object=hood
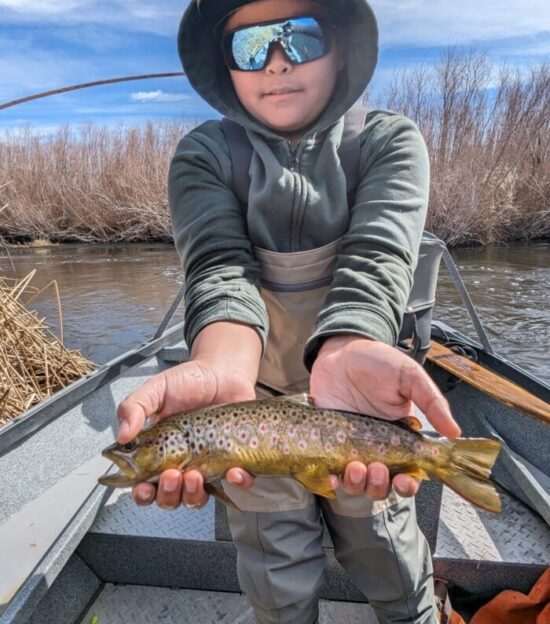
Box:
[178,0,378,138]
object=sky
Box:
[0,0,548,132]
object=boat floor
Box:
[82,585,379,624]
[2,334,549,623]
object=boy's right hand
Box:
[117,358,256,510]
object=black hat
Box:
[196,0,345,30]
[196,0,249,27]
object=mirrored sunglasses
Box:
[222,15,333,72]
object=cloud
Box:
[130,90,191,103]
[0,0,185,36]
[370,0,550,47]
[1,1,548,47]
[0,0,91,14]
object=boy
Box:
[118,0,461,622]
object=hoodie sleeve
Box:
[169,121,268,351]
[304,112,430,369]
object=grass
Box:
[0,49,548,247]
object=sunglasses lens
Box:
[227,16,328,71]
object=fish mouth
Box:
[99,445,138,486]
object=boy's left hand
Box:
[309,334,461,500]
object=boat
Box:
[1,67,548,623]
[1,271,548,624]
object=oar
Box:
[427,340,550,426]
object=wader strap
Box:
[339,105,368,199]
[221,106,368,207]
[220,117,252,207]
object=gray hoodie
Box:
[169,0,429,368]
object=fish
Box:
[99,394,503,513]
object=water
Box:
[1,242,548,383]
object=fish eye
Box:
[121,439,138,452]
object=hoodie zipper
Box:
[287,141,304,250]
[288,141,299,170]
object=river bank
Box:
[0,241,548,383]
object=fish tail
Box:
[429,438,502,513]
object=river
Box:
[1,242,548,384]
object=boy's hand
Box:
[116,321,261,511]
[310,335,461,500]
[117,359,257,510]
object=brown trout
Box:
[99,394,502,512]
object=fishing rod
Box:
[0,72,185,111]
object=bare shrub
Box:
[371,48,550,245]
[0,120,195,242]
[1,50,549,246]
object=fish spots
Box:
[378,443,387,455]
[217,438,225,449]
[390,435,401,447]
[336,431,347,444]
[310,429,320,440]
[298,440,307,451]
[283,444,291,455]
[271,433,279,445]
[413,441,423,452]
[287,426,296,438]
[431,447,440,457]
[324,442,333,453]
[250,437,259,449]
[258,422,269,435]
[239,430,249,442]
[225,440,233,450]
[223,424,231,435]
[351,448,358,457]
[361,431,374,445]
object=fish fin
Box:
[98,472,136,488]
[399,416,423,431]
[431,438,503,513]
[268,393,313,406]
[404,466,430,480]
[182,448,209,472]
[293,464,336,498]
[204,479,241,512]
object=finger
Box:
[343,461,367,495]
[156,469,184,510]
[132,482,156,506]
[402,362,461,438]
[226,467,255,490]
[182,470,209,509]
[365,462,391,500]
[117,375,166,443]
[392,473,420,497]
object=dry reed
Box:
[370,49,550,245]
[0,50,548,246]
[0,271,95,427]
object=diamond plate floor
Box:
[83,584,380,624]
[90,489,214,540]
[435,486,550,563]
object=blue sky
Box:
[0,0,548,132]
